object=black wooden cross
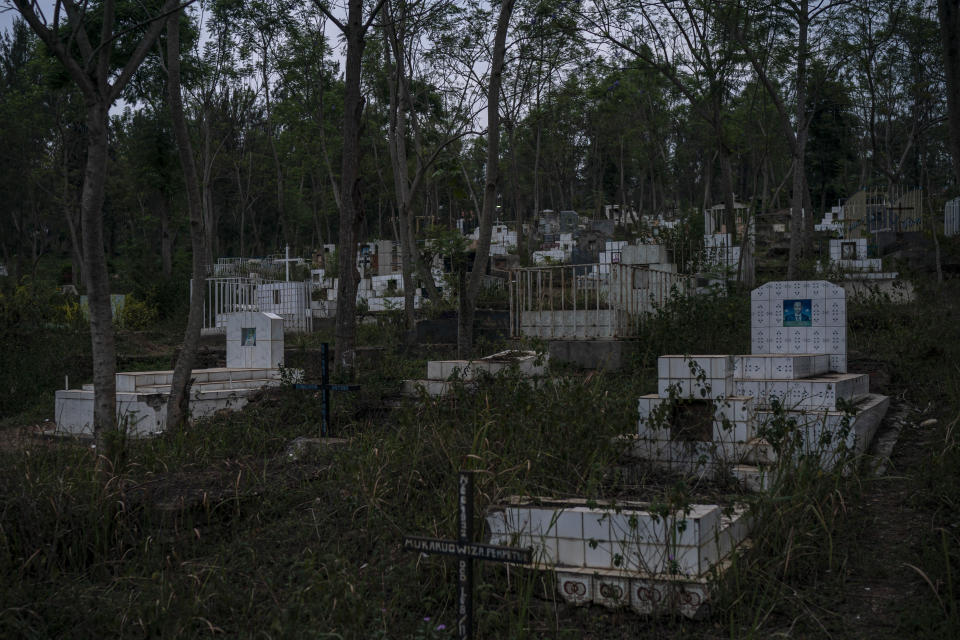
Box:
[403,471,532,640]
[294,342,359,437]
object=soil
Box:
[824,403,937,638]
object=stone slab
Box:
[548,339,637,370]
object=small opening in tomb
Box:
[672,400,714,442]
[241,327,256,346]
[273,290,281,305]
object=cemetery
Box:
[3,1,960,637]
[11,266,950,636]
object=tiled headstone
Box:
[226,311,284,368]
[829,238,867,261]
[751,280,846,372]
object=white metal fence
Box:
[194,277,311,335]
[946,197,960,237]
[509,264,692,339]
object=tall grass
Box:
[3,278,960,637]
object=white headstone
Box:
[226,311,284,368]
[750,281,846,372]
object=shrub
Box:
[119,295,159,330]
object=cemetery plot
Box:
[292,342,359,437]
[403,472,532,640]
[485,497,750,618]
[402,349,547,397]
[509,263,691,339]
[630,281,891,489]
[54,312,293,437]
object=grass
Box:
[1,275,960,638]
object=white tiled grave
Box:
[822,239,912,301]
[486,497,750,618]
[402,350,547,397]
[631,281,890,487]
[54,312,289,437]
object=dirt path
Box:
[828,401,935,638]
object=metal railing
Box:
[509,264,692,339]
[193,277,311,335]
[946,197,960,237]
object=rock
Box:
[285,436,350,461]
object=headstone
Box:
[750,280,847,372]
[226,311,284,368]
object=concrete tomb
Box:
[402,350,547,397]
[55,312,288,437]
[486,497,750,618]
[631,281,890,488]
[821,238,913,302]
[308,271,422,319]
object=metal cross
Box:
[403,471,532,640]
[294,342,359,437]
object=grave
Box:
[469,221,517,256]
[308,272,422,319]
[629,281,890,489]
[402,350,547,397]
[292,342,359,437]
[403,472,532,640]
[821,238,913,302]
[485,497,750,618]
[509,262,690,369]
[54,311,290,437]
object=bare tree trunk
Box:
[457,0,515,357]
[79,99,118,450]
[159,195,173,277]
[329,0,379,373]
[261,39,287,245]
[382,20,418,333]
[166,9,209,430]
[939,0,960,187]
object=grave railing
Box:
[508,264,692,339]
[193,277,311,335]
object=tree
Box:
[583,0,754,283]
[318,0,389,372]
[11,0,182,451]
[382,0,473,332]
[939,0,960,187]
[164,5,208,429]
[727,0,847,277]
[457,0,516,357]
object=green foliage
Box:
[633,285,751,367]
[0,278,89,419]
[118,295,159,330]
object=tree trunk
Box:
[788,149,804,279]
[166,10,209,431]
[159,195,173,277]
[333,0,368,373]
[80,99,118,450]
[383,21,417,333]
[939,0,960,187]
[457,0,515,357]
